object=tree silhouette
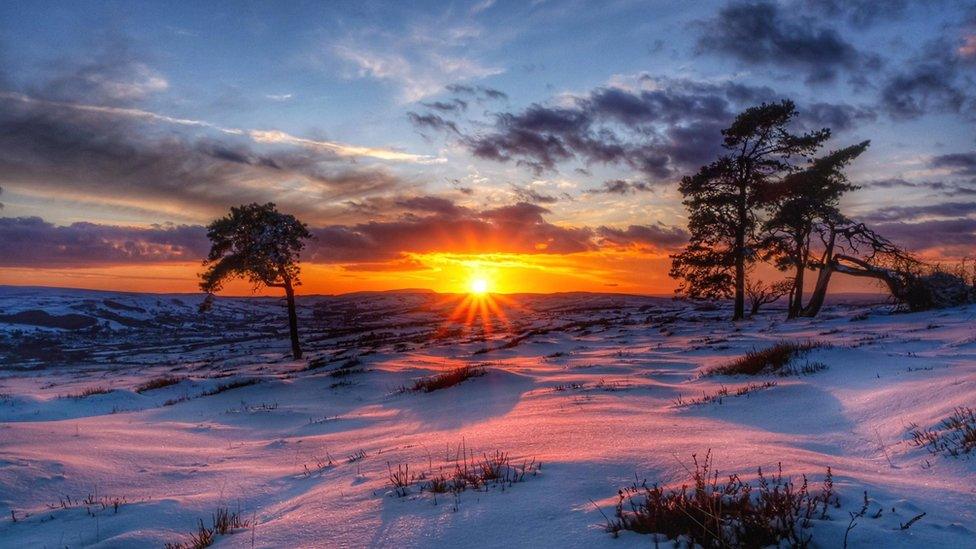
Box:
[200,203,311,359]
[746,277,793,317]
[670,100,830,320]
[762,141,870,317]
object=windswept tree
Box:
[200,203,311,359]
[762,141,870,318]
[670,100,830,320]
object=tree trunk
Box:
[734,229,745,320]
[799,228,836,318]
[789,263,804,319]
[733,185,747,321]
[800,264,834,317]
[283,279,302,360]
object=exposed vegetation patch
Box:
[673,381,777,407]
[328,357,363,377]
[62,386,112,399]
[779,361,828,377]
[329,367,364,378]
[200,378,258,396]
[910,407,976,457]
[302,356,330,371]
[164,507,250,549]
[706,341,822,376]
[386,448,540,504]
[410,365,485,392]
[604,451,839,548]
[135,376,184,393]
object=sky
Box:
[0,0,973,295]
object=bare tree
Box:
[746,278,793,317]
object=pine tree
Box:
[670,100,829,320]
[761,141,870,318]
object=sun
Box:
[469,277,489,294]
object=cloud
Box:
[0,92,439,164]
[961,34,976,59]
[587,179,653,194]
[1,199,688,268]
[421,98,468,113]
[930,152,976,176]
[35,39,168,106]
[879,38,976,120]
[0,91,414,222]
[860,177,976,195]
[800,102,877,132]
[872,218,976,257]
[862,201,976,223]
[696,1,880,84]
[248,129,440,163]
[510,184,559,204]
[0,217,207,268]
[430,77,813,181]
[0,46,449,222]
[407,111,460,135]
[860,196,976,257]
[596,223,689,251]
[798,0,917,26]
[445,83,509,101]
[333,31,503,102]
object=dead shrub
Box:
[411,365,485,392]
[606,451,839,548]
[165,519,215,549]
[388,463,412,497]
[63,386,112,399]
[200,378,258,396]
[673,381,777,407]
[910,407,976,457]
[165,507,250,549]
[386,445,540,502]
[707,341,821,376]
[136,376,184,393]
[211,506,249,535]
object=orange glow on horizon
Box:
[0,248,891,297]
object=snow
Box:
[0,286,974,548]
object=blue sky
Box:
[0,0,973,292]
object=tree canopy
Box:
[200,203,311,294]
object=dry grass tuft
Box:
[62,386,112,399]
[165,520,214,549]
[200,378,258,396]
[673,381,777,407]
[707,341,822,376]
[385,445,540,503]
[411,365,485,392]
[605,451,839,548]
[910,407,976,457]
[135,376,184,393]
[165,507,250,549]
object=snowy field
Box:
[0,286,974,548]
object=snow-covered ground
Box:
[0,286,974,548]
